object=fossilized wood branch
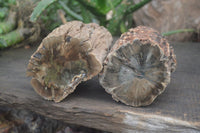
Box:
[99,26,177,107]
[27,21,112,102]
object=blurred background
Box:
[0,0,199,49]
[0,0,199,132]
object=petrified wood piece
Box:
[99,26,176,106]
[27,21,112,102]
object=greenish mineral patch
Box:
[44,58,88,89]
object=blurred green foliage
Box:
[30,0,152,35]
[0,0,16,21]
[0,0,197,49]
[0,0,17,48]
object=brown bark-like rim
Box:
[27,21,112,102]
[100,26,176,107]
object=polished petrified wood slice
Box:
[99,26,176,106]
[27,21,112,102]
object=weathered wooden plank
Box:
[0,42,200,132]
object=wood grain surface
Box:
[0,42,200,132]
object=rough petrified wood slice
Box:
[27,21,112,102]
[99,26,177,107]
